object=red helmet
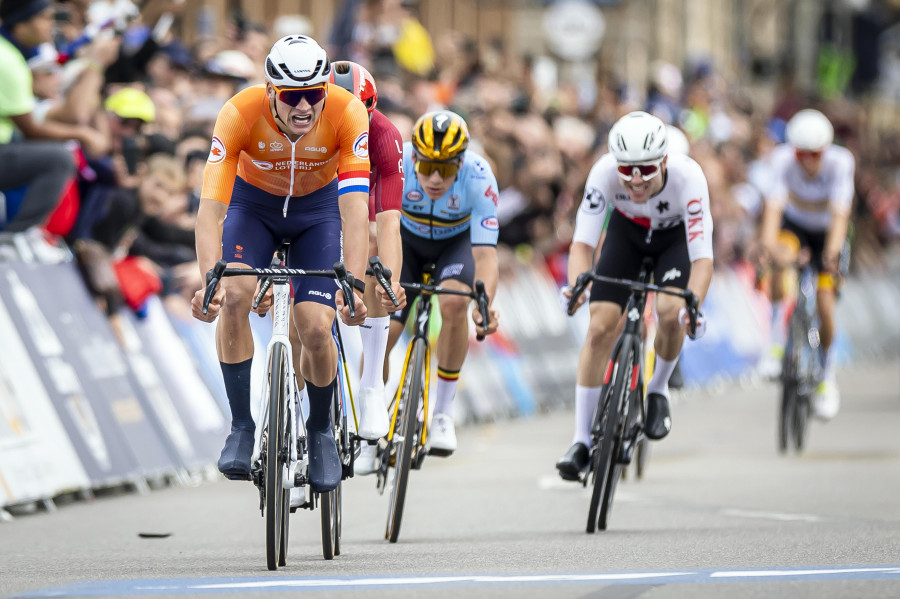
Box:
[329,61,377,114]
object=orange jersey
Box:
[201,83,370,205]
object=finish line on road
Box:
[15,566,900,597]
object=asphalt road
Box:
[2,358,899,599]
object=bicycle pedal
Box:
[427,447,453,458]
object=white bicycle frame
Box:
[255,277,307,491]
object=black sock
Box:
[305,378,335,432]
[220,359,254,432]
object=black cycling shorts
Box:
[590,210,692,308]
[780,216,827,272]
[391,227,477,323]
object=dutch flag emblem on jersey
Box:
[338,170,369,195]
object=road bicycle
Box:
[567,258,698,533]
[372,264,490,543]
[201,244,361,569]
[776,241,849,455]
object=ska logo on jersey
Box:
[208,136,226,164]
[582,188,606,214]
[353,132,369,159]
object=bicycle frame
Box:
[387,271,434,451]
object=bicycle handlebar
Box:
[365,255,399,307]
[566,270,701,339]
[201,260,361,319]
[251,254,283,313]
[398,278,491,342]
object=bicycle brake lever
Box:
[369,255,399,307]
[202,260,227,315]
[567,272,590,316]
[333,262,356,319]
[475,280,489,342]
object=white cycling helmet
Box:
[786,109,833,151]
[608,111,668,163]
[264,35,331,87]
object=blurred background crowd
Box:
[1,0,898,327]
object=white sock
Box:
[770,301,788,349]
[822,347,835,381]
[647,357,677,397]
[359,316,390,391]
[573,385,602,447]
[433,367,460,416]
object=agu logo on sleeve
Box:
[208,136,226,164]
[353,132,369,159]
[481,217,499,231]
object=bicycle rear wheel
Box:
[386,337,426,543]
[597,348,634,531]
[265,344,289,571]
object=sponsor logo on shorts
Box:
[252,160,274,171]
[353,132,369,159]
[207,136,226,164]
[441,263,464,279]
[308,290,333,300]
[481,217,499,231]
[662,267,682,283]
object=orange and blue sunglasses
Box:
[274,84,327,107]
[414,157,461,179]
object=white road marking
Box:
[710,567,900,578]
[719,508,823,522]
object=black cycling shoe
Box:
[645,393,672,440]
[217,428,255,480]
[555,442,589,481]
[307,427,341,493]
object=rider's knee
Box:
[439,293,469,319]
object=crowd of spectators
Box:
[1,0,898,333]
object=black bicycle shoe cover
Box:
[307,427,341,492]
[217,428,255,479]
[645,393,672,440]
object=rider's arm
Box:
[823,149,855,270]
[336,98,372,280]
[760,147,790,251]
[195,198,227,277]
[569,159,611,284]
[340,191,370,279]
[686,257,714,307]
[372,114,405,281]
[468,154,501,303]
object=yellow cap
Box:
[104,87,155,123]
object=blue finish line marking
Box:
[16,566,900,597]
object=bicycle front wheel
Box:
[319,489,337,560]
[779,335,798,454]
[386,337,426,543]
[597,348,633,531]
[265,344,289,571]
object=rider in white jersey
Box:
[556,111,714,481]
[758,109,854,420]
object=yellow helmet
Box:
[412,110,469,161]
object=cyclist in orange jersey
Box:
[190,36,370,494]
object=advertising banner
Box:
[0,290,89,506]
[0,262,174,483]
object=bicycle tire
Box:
[586,347,626,533]
[386,337,426,543]
[265,344,288,571]
[597,347,634,531]
[334,482,342,556]
[320,490,336,560]
[277,406,291,568]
